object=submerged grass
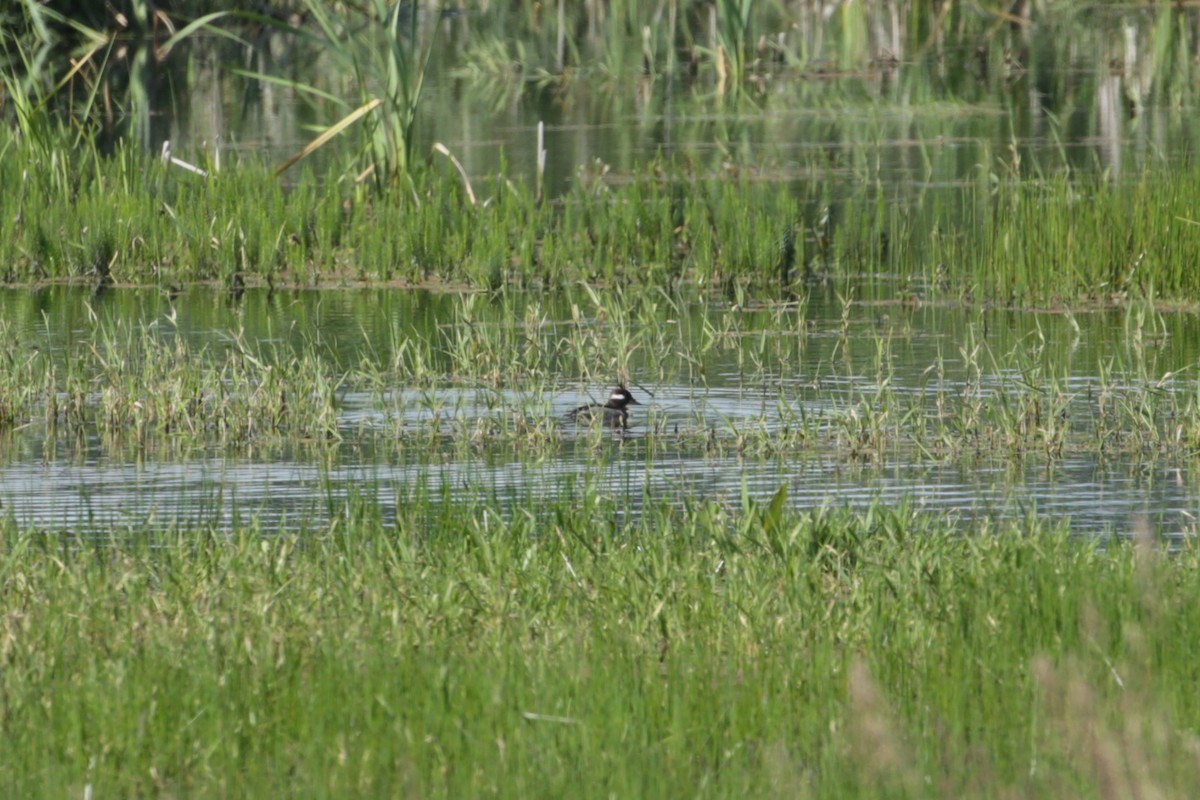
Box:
[4,286,1200,465]
[0,315,341,450]
[1,497,1198,797]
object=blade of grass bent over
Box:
[275,98,383,177]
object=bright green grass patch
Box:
[5,130,1200,304]
[1,496,1198,798]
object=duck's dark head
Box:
[606,386,640,410]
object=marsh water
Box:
[1,286,1198,539]
[9,8,1200,537]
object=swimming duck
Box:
[567,386,641,429]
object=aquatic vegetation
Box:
[249,0,440,187]
[0,496,1197,797]
[6,4,1200,797]
[2,1,228,148]
[711,0,755,94]
[2,285,1200,475]
[0,316,342,449]
[4,0,1200,303]
[7,123,1200,305]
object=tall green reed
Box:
[2,1,226,150]
[713,0,754,93]
[253,0,439,190]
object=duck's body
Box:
[568,386,641,429]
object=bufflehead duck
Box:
[567,386,641,429]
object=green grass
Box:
[1,496,1197,797]
[6,7,1200,797]
[7,128,1200,305]
[0,314,342,449]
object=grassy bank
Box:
[5,129,1200,304]
[0,497,1196,798]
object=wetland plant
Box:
[7,287,1200,464]
[1,499,1198,797]
[252,0,440,189]
[0,317,343,448]
[7,116,1200,305]
[712,0,755,93]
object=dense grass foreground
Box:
[2,496,1198,798]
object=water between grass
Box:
[0,284,1196,540]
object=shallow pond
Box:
[0,286,1197,540]
[10,9,1200,542]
